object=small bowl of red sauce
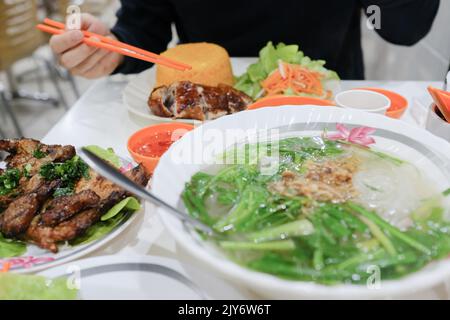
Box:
[128,123,194,174]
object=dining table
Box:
[41,59,450,299]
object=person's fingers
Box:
[60,43,98,69]
[70,48,109,76]
[82,52,123,79]
[50,13,109,56]
[79,13,99,30]
[80,13,109,35]
[49,30,84,54]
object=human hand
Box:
[49,13,123,79]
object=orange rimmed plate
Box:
[247,95,334,110]
[356,87,408,119]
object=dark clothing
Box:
[111,0,439,79]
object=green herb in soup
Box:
[182,137,450,285]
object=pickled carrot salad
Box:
[234,42,339,100]
[261,61,332,99]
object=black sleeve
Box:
[111,0,174,74]
[360,0,440,46]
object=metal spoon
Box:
[79,148,215,236]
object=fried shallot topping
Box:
[269,156,360,203]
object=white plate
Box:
[0,158,143,274]
[123,58,254,125]
[152,105,450,299]
[38,255,246,299]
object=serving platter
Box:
[151,105,450,299]
[38,255,247,299]
[0,157,143,274]
[123,58,254,125]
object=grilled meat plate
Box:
[0,139,149,253]
[148,81,252,121]
[26,166,148,252]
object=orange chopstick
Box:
[37,20,191,71]
[37,24,187,71]
[43,18,191,71]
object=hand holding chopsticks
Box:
[37,18,191,71]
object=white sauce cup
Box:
[426,104,450,141]
[335,89,391,114]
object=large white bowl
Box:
[151,105,450,299]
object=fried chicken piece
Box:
[149,81,252,121]
[26,208,102,253]
[40,190,100,227]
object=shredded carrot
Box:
[1,262,11,273]
[261,62,332,99]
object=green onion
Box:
[248,219,314,242]
[347,203,431,255]
[220,240,295,251]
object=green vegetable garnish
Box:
[0,233,27,258]
[101,197,140,221]
[23,163,32,179]
[234,42,339,100]
[0,273,78,300]
[0,168,21,196]
[40,155,90,197]
[33,148,47,159]
[83,145,121,168]
[70,211,131,246]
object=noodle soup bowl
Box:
[152,105,450,299]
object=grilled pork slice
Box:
[0,139,75,211]
[0,139,75,174]
[148,81,252,121]
[75,165,148,200]
[40,190,100,227]
[26,208,102,253]
[0,180,59,237]
[0,172,52,212]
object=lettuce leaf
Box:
[0,233,27,258]
[234,41,339,100]
[83,145,121,168]
[101,197,140,221]
[69,211,130,246]
[0,273,78,300]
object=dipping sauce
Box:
[128,123,194,174]
[135,131,183,158]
